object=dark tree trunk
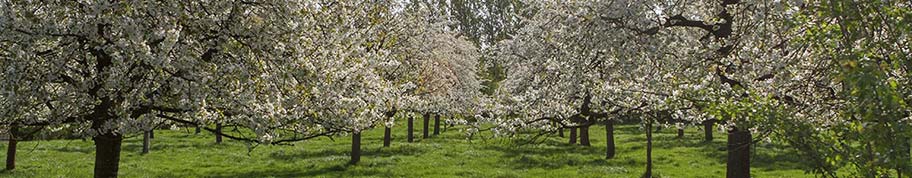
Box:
[195,126,201,134]
[727,128,751,178]
[149,129,154,139]
[423,113,430,139]
[94,132,123,178]
[579,125,591,146]
[677,128,685,138]
[215,123,222,144]
[5,125,17,170]
[558,128,564,137]
[90,49,120,178]
[900,138,912,177]
[703,120,714,142]
[141,131,151,154]
[407,117,414,143]
[606,120,615,159]
[569,127,577,144]
[433,114,440,136]
[644,119,653,178]
[349,132,361,165]
[383,127,391,147]
[4,136,15,171]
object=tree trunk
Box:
[726,128,751,178]
[444,119,449,132]
[433,114,440,136]
[569,127,577,144]
[423,113,430,139]
[195,126,201,134]
[407,117,414,143]
[149,129,154,139]
[215,123,222,144]
[703,120,714,142]
[349,132,361,165]
[579,125,591,146]
[5,125,17,170]
[558,128,564,137]
[383,127,391,147]
[644,119,653,178]
[141,131,151,154]
[94,132,123,178]
[677,128,685,138]
[606,120,615,159]
[900,138,912,177]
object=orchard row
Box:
[1,0,910,178]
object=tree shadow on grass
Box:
[268,144,428,162]
[164,164,388,178]
[48,145,94,154]
[481,140,640,170]
[622,135,725,151]
[120,141,226,153]
[750,148,810,171]
[364,145,428,157]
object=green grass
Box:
[0,124,814,178]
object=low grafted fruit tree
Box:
[0,1,305,177]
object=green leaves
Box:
[783,0,912,176]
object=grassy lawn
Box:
[0,123,814,178]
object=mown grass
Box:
[0,123,814,178]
